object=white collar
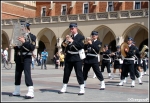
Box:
[128,44,132,47]
[73,33,78,37]
[93,39,97,42]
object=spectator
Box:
[1,45,4,63]
[31,55,35,70]
[41,49,48,69]
[37,53,41,66]
[59,51,65,69]
[53,52,60,69]
[3,47,8,67]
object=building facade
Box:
[1,1,149,64]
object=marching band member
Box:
[118,37,136,87]
[58,22,85,95]
[83,31,105,90]
[100,44,112,79]
[142,52,148,75]
[10,22,36,99]
[110,45,123,79]
[132,41,143,84]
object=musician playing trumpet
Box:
[83,31,105,90]
[58,22,85,95]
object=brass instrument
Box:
[84,37,92,44]
[61,34,71,47]
[120,42,129,57]
[140,45,149,58]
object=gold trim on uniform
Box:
[32,41,35,45]
[98,44,101,47]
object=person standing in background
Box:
[53,52,60,69]
[59,51,65,69]
[41,49,48,69]
[3,47,9,68]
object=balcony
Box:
[1,9,148,25]
[17,1,36,7]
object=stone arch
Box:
[122,23,148,38]
[61,28,84,39]
[37,28,56,64]
[93,25,116,42]
[2,30,10,47]
[122,23,148,48]
[2,30,10,59]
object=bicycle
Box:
[2,57,12,70]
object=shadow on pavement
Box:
[39,88,78,94]
[39,89,59,93]
[2,92,25,98]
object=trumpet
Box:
[84,37,92,44]
[61,34,72,47]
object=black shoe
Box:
[139,83,143,85]
[9,93,20,97]
[131,86,134,87]
[78,93,84,95]
[58,91,65,94]
[117,84,123,86]
[24,95,34,99]
[100,88,105,90]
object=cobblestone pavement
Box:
[1,64,149,102]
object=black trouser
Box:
[60,61,64,67]
[63,61,84,84]
[143,60,147,72]
[121,63,135,80]
[83,63,104,81]
[134,63,140,78]
[101,60,111,73]
[15,57,33,86]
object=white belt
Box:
[22,52,32,55]
[87,53,97,57]
[67,51,79,54]
[124,58,134,60]
[103,58,110,60]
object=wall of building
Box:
[35,1,148,16]
[2,2,36,19]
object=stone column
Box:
[9,46,15,63]
[57,37,63,53]
[115,36,124,46]
[33,46,38,56]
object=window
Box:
[107,1,114,11]
[61,5,67,15]
[134,1,141,9]
[41,7,46,16]
[83,3,89,14]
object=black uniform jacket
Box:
[113,51,122,64]
[14,33,36,63]
[100,49,111,63]
[64,33,85,62]
[84,40,102,64]
[124,45,136,64]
